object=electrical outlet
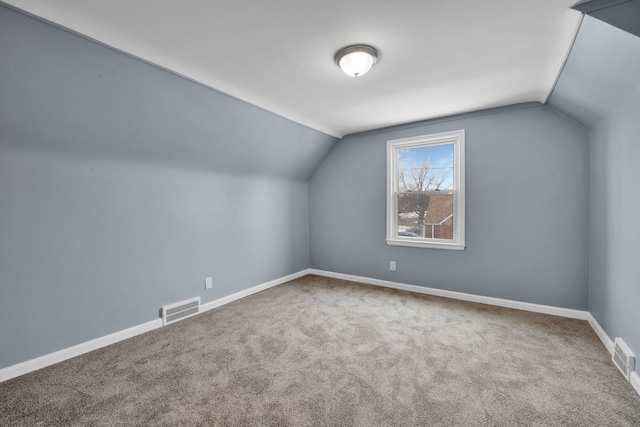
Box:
[205,276,213,290]
[390,261,396,271]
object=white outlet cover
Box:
[390,261,396,271]
[205,277,213,289]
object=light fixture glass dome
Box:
[335,45,379,77]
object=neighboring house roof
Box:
[424,193,453,224]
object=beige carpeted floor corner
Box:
[2,274,639,426]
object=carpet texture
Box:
[1,275,639,426]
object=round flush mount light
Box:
[334,44,379,77]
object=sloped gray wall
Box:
[550,15,640,371]
[309,104,590,310]
[0,5,336,369]
[575,0,640,38]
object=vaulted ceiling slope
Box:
[2,0,581,137]
[573,0,640,38]
[549,14,640,126]
[0,5,337,180]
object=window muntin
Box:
[387,130,465,250]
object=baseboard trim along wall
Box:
[3,267,638,401]
[0,269,308,383]
[632,372,640,396]
[200,270,308,313]
[587,312,614,354]
[586,313,640,397]
[0,319,163,383]
[308,269,589,320]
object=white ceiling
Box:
[5,0,582,137]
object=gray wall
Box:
[550,15,640,369]
[0,5,336,368]
[310,104,591,310]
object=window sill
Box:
[386,238,466,250]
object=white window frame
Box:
[386,130,465,250]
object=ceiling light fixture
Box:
[334,45,379,77]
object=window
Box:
[386,130,465,250]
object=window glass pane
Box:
[397,192,428,237]
[397,191,454,240]
[423,191,454,240]
[397,143,454,192]
[396,143,455,240]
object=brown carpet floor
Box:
[1,274,639,426]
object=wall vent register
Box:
[612,337,636,381]
[161,297,200,326]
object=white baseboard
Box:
[200,269,310,312]
[309,269,589,320]
[0,269,310,383]
[587,313,640,398]
[631,372,640,396]
[3,267,637,401]
[0,319,163,383]
[586,312,614,355]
